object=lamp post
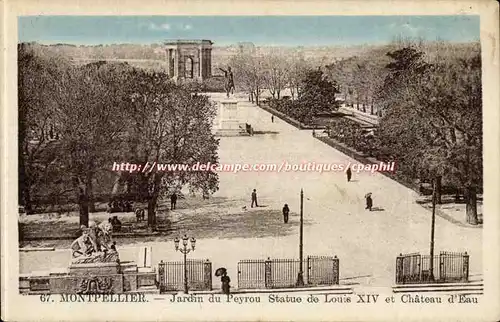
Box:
[429,179,436,282]
[296,189,305,286]
[174,235,196,293]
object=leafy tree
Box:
[122,71,219,228]
[378,45,482,224]
[18,44,68,214]
[54,61,131,226]
[229,52,266,105]
[262,50,289,100]
[287,50,310,100]
[296,69,339,123]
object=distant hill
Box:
[22,41,479,73]
[22,42,381,72]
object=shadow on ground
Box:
[19,195,311,248]
[169,207,305,240]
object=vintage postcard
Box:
[1,0,499,321]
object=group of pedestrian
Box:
[249,166,374,225]
[250,188,290,223]
[107,199,133,213]
[346,166,374,211]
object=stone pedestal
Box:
[49,274,124,294]
[69,262,121,275]
[215,100,249,136]
[20,250,159,295]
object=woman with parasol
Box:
[365,193,373,211]
[215,267,231,295]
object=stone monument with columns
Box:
[165,39,213,84]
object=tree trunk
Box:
[147,196,157,229]
[435,176,442,205]
[20,160,33,214]
[111,174,121,195]
[277,90,280,100]
[78,187,89,227]
[455,188,461,203]
[465,186,478,225]
[370,103,374,115]
[23,182,33,214]
[86,171,96,212]
[147,174,162,229]
[73,176,89,227]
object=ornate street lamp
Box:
[174,235,196,293]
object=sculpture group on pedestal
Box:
[70,220,119,264]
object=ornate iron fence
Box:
[237,259,267,289]
[438,251,469,282]
[307,255,339,286]
[158,259,212,293]
[237,256,339,290]
[396,252,469,284]
[269,258,301,289]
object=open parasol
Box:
[215,267,227,277]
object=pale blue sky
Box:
[18,16,480,46]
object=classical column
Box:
[199,48,203,78]
[174,49,179,79]
[207,49,212,77]
[166,49,172,77]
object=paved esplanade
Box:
[20,93,482,287]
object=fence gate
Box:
[269,259,301,289]
[158,259,212,293]
[439,251,469,282]
[238,256,340,290]
[396,253,421,284]
[237,259,266,289]
[307,256,339,286]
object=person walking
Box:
[271,115,274,123]
[170,192,177,210]
[282,204,290,223]
[365,193,373,211]
[346,167,352,182]
[221,271,231,296]
[251,189,258,208]
[215,267,231,297]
